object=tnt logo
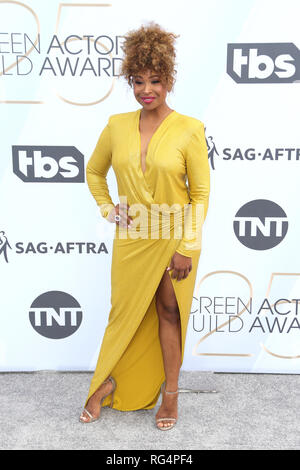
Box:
[12,146,84,182]
[29,291,83,339]
[227,43,300,83]
[233,199,288,250]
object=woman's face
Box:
[132,69,171,110]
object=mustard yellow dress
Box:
[84,108,210,411]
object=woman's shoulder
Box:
[174,111,204,130]
[107,110,137,124]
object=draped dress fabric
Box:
[84,108,210,411]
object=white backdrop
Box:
[1,0,300,373]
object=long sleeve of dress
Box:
[86,118,115,219]
[175,122,210,258]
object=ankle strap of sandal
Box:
[162,382,178,394]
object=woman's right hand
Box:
[107,203,134,228]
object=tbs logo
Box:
[12,146,85,182]
[227,43,300,83]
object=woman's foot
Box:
[80,378,114,423]
[155,386,178,429]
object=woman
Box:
[79,22,210,430]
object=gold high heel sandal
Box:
[79,376,116,423]
[156,383,178,431]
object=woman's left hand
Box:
[167,252,192,281]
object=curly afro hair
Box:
[119,22,179,92]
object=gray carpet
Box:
[1,370,299,450]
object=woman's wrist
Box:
[106,206,117,223]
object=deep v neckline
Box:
[136,108,176,176]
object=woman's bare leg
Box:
[155,270,181,428]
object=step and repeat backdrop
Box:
[0,0,299,373]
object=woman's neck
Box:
[140,103,173,122]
